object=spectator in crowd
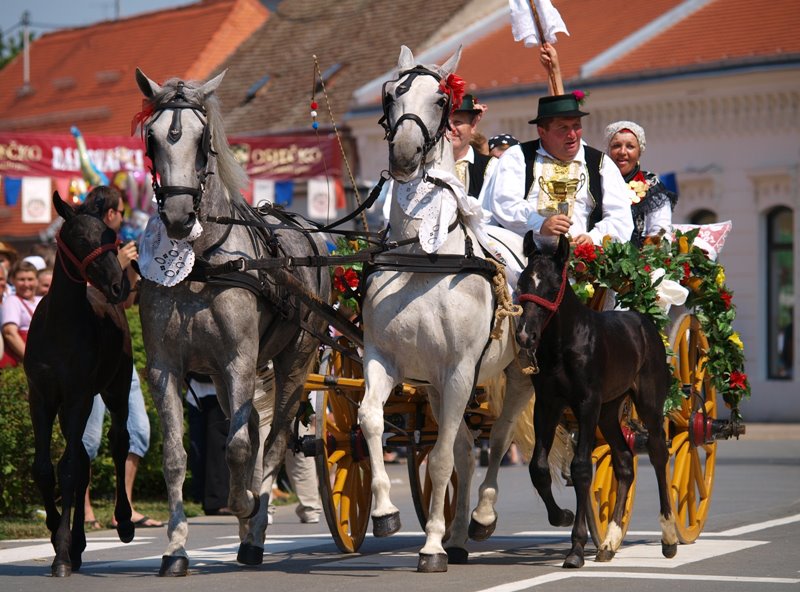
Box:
[0,260,42,368]
[185,373,231,516]
[0,241,18,298]
[451,94,495,198]
[36,268,53,297]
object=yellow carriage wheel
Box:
[587,400,639,548]
[668,313,717,544]
[314,349,372,554]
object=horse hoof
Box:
[237,542,264,566]
[372,512,401,537]
[468,517,497,541]
[418,552,448,572]
[51,561,71,577]
[595,548,615,562]
[446,546,468,564]
[117,521,135,544]
[562,554,584,569]
[662,541,678,559]
[158,555,189,577]
[551,509,574,528]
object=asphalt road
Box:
[1,424,798,592]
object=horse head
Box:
[135,68,229,239]
[53,191,128,304]
[382,45,461,182]
[515,232,571,352]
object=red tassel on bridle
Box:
[439,73,465,112]
[130,98,155,137]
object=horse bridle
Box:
[378,66,453,163]
[145,81,215,215]
[55,228,120,287]
[517,262,569,332]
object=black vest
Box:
[467,152,494,198]
[520,140,604,232]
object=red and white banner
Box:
[0,132,341,181]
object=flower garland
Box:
[569,229,750,420]
[626,170,650,204]
[329,236,368,314]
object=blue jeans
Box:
[82,369,150,459]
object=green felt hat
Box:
[455,94,481,113]
[529,93,589,124]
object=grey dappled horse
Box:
[26,191,134,577]
[135,69,329,576]
[359,45,540,572]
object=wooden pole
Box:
[528,0,564,95]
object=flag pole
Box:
[528,0,564,95]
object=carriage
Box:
[301,224,748,555]
[123,46,749,577]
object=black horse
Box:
[25,191,135,577]
[515,233,677,568]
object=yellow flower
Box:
[716,267,726,286]
[585,283,595,298]
[729,332,744,349]
[627,180,647,204]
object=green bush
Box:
[0,367,62,517]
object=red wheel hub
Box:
[690,412,712,447]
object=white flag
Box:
[306,177,337,220]
[508,0,569,47]
[21,176,52,224]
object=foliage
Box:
[569,230,750,420]
[0,30,36,71]
[329,237,368,314]
[0,367,60,517]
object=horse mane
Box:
[149,77,251,203]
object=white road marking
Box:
[710,513,800,537]
[0,537,152,564]
[476,571,800,592]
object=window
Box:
[767,206,794,379]
[690,209,717,225]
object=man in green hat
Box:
[450,94,495,198]
[481,92,633,246]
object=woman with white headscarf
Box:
[604,121,678,248]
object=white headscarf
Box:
[604,120,646,155]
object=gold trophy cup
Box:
[537,173,586,218]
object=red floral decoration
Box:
[332,266,359,294]
[573,242,600,262]
[572,89,590,106]
[720,290,732,310]
[439,73,466,112]
[681,262,691,281]
[729,370,748,390]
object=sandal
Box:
[84,519,103,531]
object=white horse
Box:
[359,45,539,572]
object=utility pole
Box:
[22,10,30,92]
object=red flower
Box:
[644,264,652,272]
[729,370,747,390]
[439,74,466,111]
[574,243,597,262]
[682,262,691,280]
[333,266,359,293]
[573,260,587,274]
[720,290,732,310]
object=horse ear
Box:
[200,69,226,97]
[136,68,162,98]
[556,234,571,264]
[398,45,415,71]
[53,191,74,222]
[439,45,462,78]
[523,230,537,258]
